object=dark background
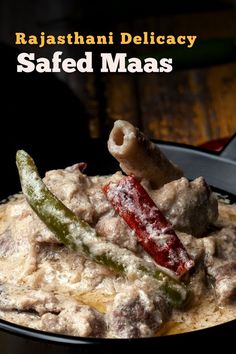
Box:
[0,0,236,196]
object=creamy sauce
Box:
[0,168,236,338]
[161,292,236,335]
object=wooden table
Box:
[78,10,236,146]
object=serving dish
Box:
[0,134,235,353]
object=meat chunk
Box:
[203,227,236,304]
[43,167,96,224]
[0,283,60,315]
[0,228,16,257]
[177,232,204,263]
[41,304,105,337]
[96,215,139,252]
[151,177,218,237]
[43,168,122,225]
[215,228,236,260]
[204,227,236,265]
[218,203,236,227]
[210,262,236,304]
[106,288,169,338]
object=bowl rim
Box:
[0,316,236,344]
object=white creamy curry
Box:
[0,120,235,338]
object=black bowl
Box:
[0,138,236,353]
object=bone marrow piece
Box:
[108,120,183,189]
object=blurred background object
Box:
[0,0,236,145]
